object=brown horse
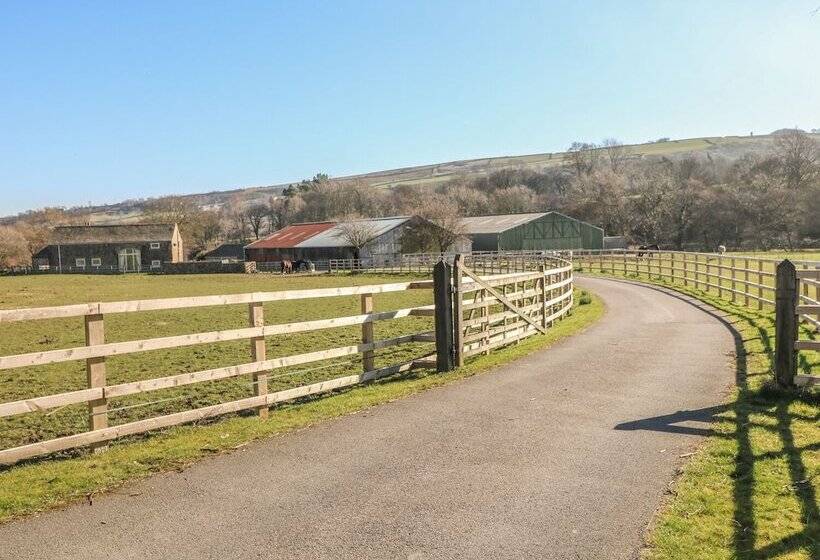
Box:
[281,260,293,274]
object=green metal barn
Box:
[461,212,604,251]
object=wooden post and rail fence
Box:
[572,249,819,389]
[0,250,813,467]
[0,254,573,466]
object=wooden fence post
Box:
[774,260,797,388]
[85,313,107,449]
[453,254,464,367]
[757,260,764,310]
[717,256,723,299]
[433,260,454,372]
[249,301,269,418]
[360,293,375,372]
[540,264,548,329]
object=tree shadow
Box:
[599,278,818,560]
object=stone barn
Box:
[33,223,184,272]
[461,212,603,251]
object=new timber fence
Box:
[573,249,818,388]
[0,255,575,466]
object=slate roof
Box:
[51,224,177,244]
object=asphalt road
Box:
[0,277,735,560]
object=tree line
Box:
[246,130,819,252]
[1,130,817,268]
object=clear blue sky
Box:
[2,1,819,216]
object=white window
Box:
[151,260,161,268]
[150,242,161,249]
[91,258,102,267]
[75,258,86,268]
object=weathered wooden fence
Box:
[0,257,576,466]
[573,249,819,388]
[451,256,574,365]
[0,281,437,465]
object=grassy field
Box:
[574,267,818,559]
[0,271,603,522]
[0,273,437,451]
[728,250,820,264]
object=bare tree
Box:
[14,221,52,260]
[401,196,466,253]
[0,225,30,268]
[191,211,223,254]
[775,129,819,190]
[334,217,378,260]
[567,141,599,177]
[243,203,270,240]
[492,185,540,214]
[143,196,227,258]
[602,138,628,172]
[221,194,249,241]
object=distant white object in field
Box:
[717,245,726,254]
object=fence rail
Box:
[572,249,818,388]
[5,248,810,466]
[0,257,577,466]
[449,255,574,365]
[0,281,439,466]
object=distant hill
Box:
[5,132,816,224]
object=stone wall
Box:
[160,261,257,274]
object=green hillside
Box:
[10,132,812,224]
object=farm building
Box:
[33,223,184,273]
[199,243,246,262]
[244,221,336,262]
[245,216,470,263]
[603,236,628,250]
[461,212,604,251]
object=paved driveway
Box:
[0,277,735,559]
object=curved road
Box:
[0,278,735,560]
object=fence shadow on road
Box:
[603,278,819,560]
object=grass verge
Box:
[582,272,818,560]
[0,289,603,524]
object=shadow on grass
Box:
[604,278,818,560]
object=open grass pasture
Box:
[0,272,435,452]
[728,250,820,264]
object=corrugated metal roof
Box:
[296,216,412,248]
[460,213,547,234]
[52,224,177,244]
[245,222,335,249]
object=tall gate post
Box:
[433,259,454,372]
[453,254,464,367]
[774,260,797,388]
